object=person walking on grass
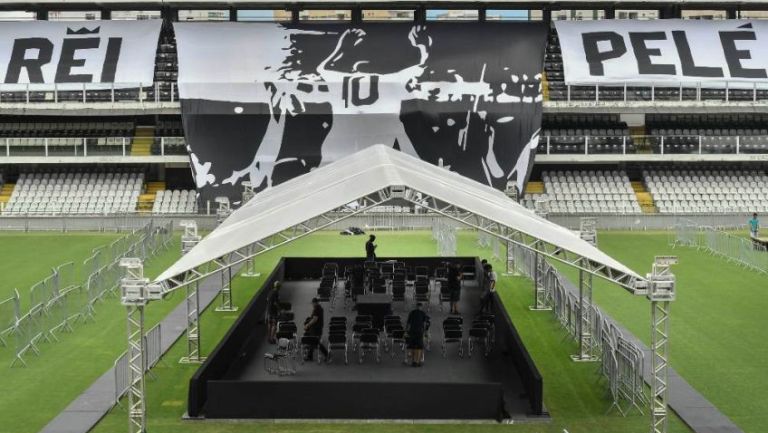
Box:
[749,213,760,238]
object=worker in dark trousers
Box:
[304,298,330,362]
[365,234,377,262]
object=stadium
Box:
[0,2,765,433]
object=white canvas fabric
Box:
[156,145,640,283]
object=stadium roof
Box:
[156,145,641,287]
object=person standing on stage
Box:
[749,213,760,238]
[479,264,497,314]
[365,234,377,262]
[406,302,430,367]
[448,262,462,315]
[303,298,330,362]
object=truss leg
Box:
[126,305,146,433]
[651,299,671,433]
[503,240,520,276]
[572,269,598,362]
[529,252,551,311]
[216,266,238,312]
[241,245,261,278]
[180,281,205,364]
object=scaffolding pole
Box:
[571,268,597,362]
[179,280,204,364]
[126,305,146,433]
[647,256,677,433]
[215,265,237,312]
[120,259,149,433]
[504,240,519,276]
[241,244,261,278]
[529,252,551,311]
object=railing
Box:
[673,218,768,274]
[0,136,186,157]
[0,82,177,105]
[8,222,173,367]
[539,135,768,156]
[546,81,768,104]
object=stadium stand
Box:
[646,114,768,154]
[0,120,136,155]
[153,119,186,155]
[644,168,768,214]
[544,30,768,102]
[523,169,641,214]
[2,170,143,215]
[154,32,179,101]
[152,189,198,214]
[541,114,633,154]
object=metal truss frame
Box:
[161,186,640,294]
[130,185,673,433]
[179,280,204,364]
[530,252,552,310]
[162,189,393,293]
[647,256,677,433]
[215,265,237,312]
[571,269,598,362]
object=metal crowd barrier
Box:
[6,221,173,367]
[673,218,768,274]
[478,233,647,415]
[0,292,21,347]
[432,217,457,256]
[113,322,162,407]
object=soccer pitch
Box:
[1,230,765,433]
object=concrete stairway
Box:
[137,181,165,213]
[130,127,154,156]
[0,183,14,211]
[632,181,657,213]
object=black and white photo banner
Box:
[0,20,162,90]
[556,20,768,86]
[174,22,547,203]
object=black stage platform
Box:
[188,257,544,422]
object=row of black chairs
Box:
[442,315,496,359]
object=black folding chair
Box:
[327,332,349,365]
[358,328,381,364]
[300,335,321,364]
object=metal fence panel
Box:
[0,292,21,347]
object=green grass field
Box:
[3,230,765,433]
[0,232,184,433]
[91,231,690,433]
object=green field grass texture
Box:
[0,232,121,310]
[561,232,768,433]
[0,232,184,433]
[91,231,690,433]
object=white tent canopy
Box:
[156,145,641,285]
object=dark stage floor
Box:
[221,279,533,420]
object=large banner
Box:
[556,20,768,86]
[175,22,547,203]
[0,20,161,89]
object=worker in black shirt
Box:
[406,303,430,367]
[365,235,377,262]
[266,281,281,344]
[303,298,330,362]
